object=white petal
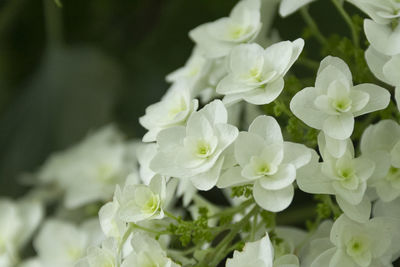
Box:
[248,115,283,144]
[364,46,391,84]
[290,87,328,129]
[258,164,296,190]
[253,182,294,212]
[396,87,400,112]
[318,56,353,85]
[217,75,257,95]
[309,247,336,267]
[279,0,315,17]
[364,19,400,56]
[190,156,224,190]
[352,83,390,117]
[282,142,312,169]
[323,113,354,140]
[243,77,285,105]
[199,99,228,124]
[235,132,266,166]
[217,166,249,188]
[360,120,400,154]
[383,54,400,85]
[263,41,293,75]
[336,195,371,223]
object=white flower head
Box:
[118,175,166,223]
[297,136,375,222]
[312,214,396,267]
[151,100,239,191]
[189,0,262,58]
[37,125,134,209]
[218,115,312,212]
[360,120,400,202]
[139,82,199,142]
[290,56,390,140]
[217,40,304,106]
[121,233,180,267]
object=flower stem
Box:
[331,0,360,48]
[300,7,328,45]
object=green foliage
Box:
[231,185,253,198]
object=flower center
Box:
[142,194,160,215]
[346,236,370,257]
[195,140,213,158]
[332,98,352,113]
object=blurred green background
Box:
[0,0,356,197]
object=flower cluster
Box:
[3,0,400,266]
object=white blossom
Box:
[309,214,397,267]
[364,19,400,56]
[121,233,180,267]
[37,125,135,209]
[118,175,166,223]
[297,135,375,222]
[151,100,239,191]
[218,115,311,212]
[290,56,390,140]
[360,120,400,202]
[216,40,304,105]
[139,82,198,142]
[189,0,262,58]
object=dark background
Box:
[0,0,354,197]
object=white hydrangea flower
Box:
[226,234,299,267]
[279,0,316,17]
[360,120,400,202]
[118,175,166,223]
[347,0,400,24]
[139,82,199,142]
[290,56,390,140]
[166,47,213,96]
[121,233,180,267]
[189,0,262,58]
[297,135,375,222]
[34,219,103,267]
[37,125,135,209]
[216,40,304,105]
[150,100,239,191]
[218,115,312,212]
[136,143,159,185]
[0,199,42,267]
[310,214,396,267]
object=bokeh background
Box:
[0,0,354,198]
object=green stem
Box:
[209,198,254,219]
[132,223,169,235]
[331,0,360,48]
[164,210,181,222]
[202,205,258,267]
[300,7,328,45]
[250,213,258,241]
